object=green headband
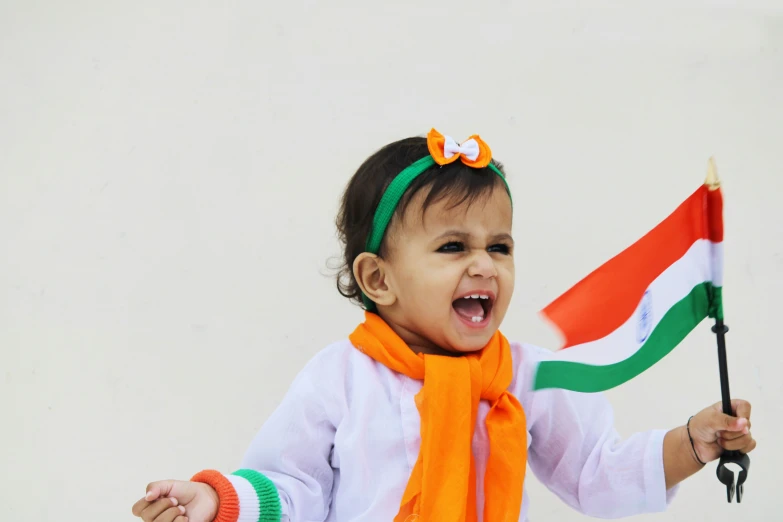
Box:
[361,148,511,311]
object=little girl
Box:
[132,129,755,522]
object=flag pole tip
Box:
[705,156,721,190]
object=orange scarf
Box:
[348,312,527,522]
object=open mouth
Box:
[452,293,494,326]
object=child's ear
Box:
[353,252,396,307]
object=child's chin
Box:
[451,335,494,353]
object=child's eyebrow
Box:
[434,230,470,241]
[491,233,515,245]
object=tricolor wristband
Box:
[192,469,282,522]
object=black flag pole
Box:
[706,158,750,503]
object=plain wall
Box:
[1,2,781,520]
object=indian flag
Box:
[533,160,725,393]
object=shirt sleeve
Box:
[193,347,343,522]
[520,344,679,518]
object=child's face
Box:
[380,184,514,354]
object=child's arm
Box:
[132,348,343,522]
[522,345,754,518]
[526,385,674,518]
[224,353,340,522]
[519,344,673,518]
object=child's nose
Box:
[467,251,498,278]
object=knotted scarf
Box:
[348,312,527,522]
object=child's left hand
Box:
[687,399,756,463]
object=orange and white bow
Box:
[427,128,493,169]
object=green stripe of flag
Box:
[533,282,716,392]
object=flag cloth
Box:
[533,179,724,392]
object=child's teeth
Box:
[480,295,489,299]
[472,316,482,322]
[470,294,479,299]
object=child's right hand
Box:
[131,480,218,522]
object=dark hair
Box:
[334,136,508,308]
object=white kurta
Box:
[238,339,678,521]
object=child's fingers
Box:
[710,411,748,433]
[145,487,160,502]
[131,498,151,517]
[132,497,175,517]
[719,434,755,452]
[145,480,178,502]
[140,498,179,522]
[731,399,751,423]
[719,428,750,441]
[152,505,186,522]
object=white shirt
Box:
[239,339,678,521]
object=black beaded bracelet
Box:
[687,415,707,466]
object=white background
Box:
[2,2,781,521]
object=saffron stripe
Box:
[191,470,241,522]
[533,283,711,392]
[541,184,717,348]
[542,239,714,366]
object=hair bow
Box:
[426,128,492,169]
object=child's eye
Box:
[437,241,464,253]
[488,243,511,255]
